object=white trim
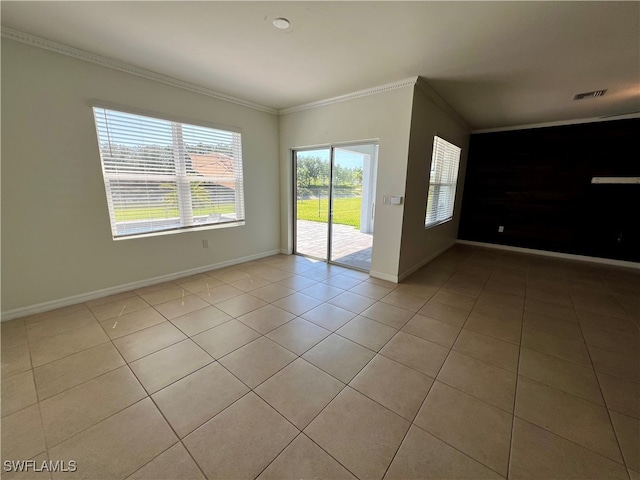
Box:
[456,240,640,270]
[591,177,640,185]
[7,26,637,131]
[1,27,278,115]
[279,77,418,115]
[369,270,399,284]
[472,112,640,134]
[398,240,458,282]
[1,249,281,322]
[369,240,458,283]
[415,77,470,130]
[2,27,472,126]
[280,248,292,254]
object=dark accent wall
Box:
[458,118,640,262]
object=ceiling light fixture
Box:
[272,18,290,30]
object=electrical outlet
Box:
[498,226,504,233]
[202,239,209,248]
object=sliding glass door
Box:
[330,144,377,270]
[294,149,330,260]
[294,142,377,271]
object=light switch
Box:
[390,196,403,205]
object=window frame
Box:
[425,135,462,229]
[91,103,246,240]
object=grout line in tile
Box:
[39,365,146,450]
[23,314,52,459]
[264,321,332,356]
[121,440,183,479]
[569,291,630,471]
[11,251,639,480]
[155,303,211,323]
[35,363,132,409]
[237,389,304,449]
[521,315,581,336]
[331,326,399,353]
[380,372,438,479]
[382,264,498,479]
[300,384,405,479]
[301,341,378,387]
[516,347,614,403]
[28,338,113,370]
[41,396,151,453]
[87,294,151,321]
[111,326,188,363]
[375,330,443,372]
[410,421,508,479]
[252,431,305,480]
[168,313,232,340]
[126,341,215,397]
[227,349,299,392]
[449,346,520,377]
[512,412,630,470]
[346,365,428,421]
[149,372,247,442]
[506,278,527,480]
[250,350,367,478]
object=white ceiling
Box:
[2,1,639,130]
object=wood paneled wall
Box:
[458,118,640,262]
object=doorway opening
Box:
[293,142,378,271]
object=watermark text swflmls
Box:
[3,460,77,473]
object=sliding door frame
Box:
[292,146,332,262]
[292,139,379,270]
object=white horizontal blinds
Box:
[425,136,461,227]
[181,123,245,225]
[93,107,245,238]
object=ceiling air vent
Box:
[573,89,607,100]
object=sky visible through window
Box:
[302,148,364,169]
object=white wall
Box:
[279,87,415,280]
[1,40,281,314]
[398,84,470,278]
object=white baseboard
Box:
[369,270,399,283]
[456,240,640,269]
[280,248,292,254]
[398,240,458,282]
[1,249,282,322]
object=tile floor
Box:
[1,245,639,480]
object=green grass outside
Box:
[115,197,362,229]
[297,196,361,228]
[114,204,234,222]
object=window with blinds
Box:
[92,107,245,239]
[425,136,461,228]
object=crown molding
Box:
[279,77,419,115]
[473,112,640,134]
[1,27,279,115]
[3,27,475,125]
[414,76,470,131]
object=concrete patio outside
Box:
[295,219,372,271]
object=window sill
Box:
[425,218,453,230]
[113,220,246,241]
